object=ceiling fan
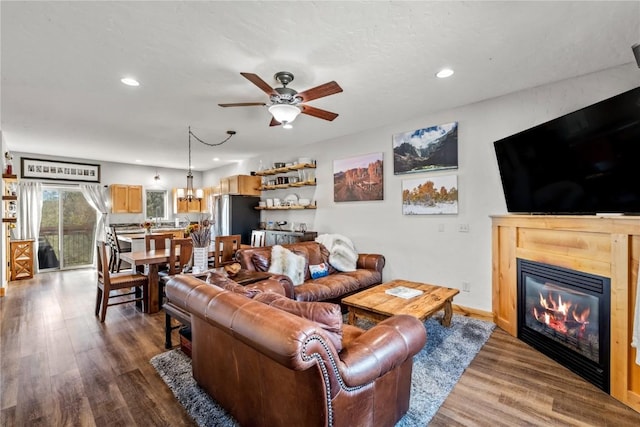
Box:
[218,71,343,128]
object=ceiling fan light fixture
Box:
[268,104,301,124]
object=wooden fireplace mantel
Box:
[492,214,640,412]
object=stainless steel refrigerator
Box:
[213,195,261,245]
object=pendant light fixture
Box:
[177,126,202,202]
[177,127,237,201]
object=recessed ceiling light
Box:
[135,159,142,163]
[213,157,220,161]
[436,68,454,78]
[121,77,140,87]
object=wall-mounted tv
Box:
[494,86,640,215]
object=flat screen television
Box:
[494,86,640,215]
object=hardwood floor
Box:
[1,269,640,426]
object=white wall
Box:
[202,64,639,312]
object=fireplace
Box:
[517,259,610,392]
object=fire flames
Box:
[533,291,591,337]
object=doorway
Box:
[39,187,97,270]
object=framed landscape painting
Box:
[333,152,383,202]
[393,122,458,175]
[402,174,458,215]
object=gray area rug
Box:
[150,314,495,426]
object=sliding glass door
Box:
[39,187,96,270]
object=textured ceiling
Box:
[2,1,639,171]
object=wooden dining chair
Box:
[251,230,266,247]
[158,237,194,305]
[109,226,132,272]
[145,233,173,272]
[213,234,241,268]
[145,233,173,251]
[95,241,149,322]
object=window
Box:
[146,190,168,219]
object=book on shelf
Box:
[385,286,423,299]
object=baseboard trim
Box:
[452,304,493,322]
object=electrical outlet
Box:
[462,281,471,292]
[458,223,470,232]
[438,224,445,232]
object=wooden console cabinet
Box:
[492,215,640,413]
[9,239,34,281]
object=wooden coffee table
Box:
[342,279,460,327]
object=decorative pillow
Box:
[309,263,330,279]
[291,248,310,281]
[268,245,306,286]
[318,244,338,275]
[253,292,343,352]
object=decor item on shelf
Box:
[4,151,13,175]
[141,220,153,233]
[218,71,343,129]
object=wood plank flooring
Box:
[2,269,640,426]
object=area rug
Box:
[150,314,495,426]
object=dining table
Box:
[119,247,215,314]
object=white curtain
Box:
[16,181,43,270]
[80,184,110,242]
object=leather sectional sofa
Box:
[235,241,385,303]
[165,274,426,427]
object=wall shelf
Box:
[256,163,316,176]
[255,205,317,211]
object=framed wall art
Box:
[402,174,458,215]
[21,157,101,183]
[333,152,383,202]
[393,121,458,175]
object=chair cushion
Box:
[253,292,343,352]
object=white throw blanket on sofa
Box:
[315,234,358,272]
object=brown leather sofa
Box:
[235,241,385,303]
[166,274,426,427]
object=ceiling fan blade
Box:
[269,117,281,127]
[296,81,343,102]
[240,72,278,97]
[300,104,339,121]
[218,102,266,107]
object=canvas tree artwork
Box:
[393,122,458,175]
[333,152,383,202]
[402,174,458,215]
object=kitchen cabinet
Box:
[263,230,318,246]
[173,188,210,213]
[9,239,34,281]
[111,184,143,213]
[220,175,261,196]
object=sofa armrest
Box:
[356,253,385,273]
[338,315,426,387]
